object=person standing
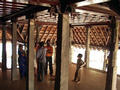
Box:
[73,53,86,84]
[45,40,53,76]
[18,44,27,79]
[36,42,46,81]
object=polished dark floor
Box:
[0,64,120,90]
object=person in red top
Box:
[45,40,53,76]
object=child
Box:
[73,53,86,84]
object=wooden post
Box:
[26,16,35,90]
[54,14,70,90]
[11,19,18,80]
[103,50,108,71]
[84,26,90,68]
[69,26,73,63]
[2,22,7,71]
[105,16,119,90]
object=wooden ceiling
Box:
[0,1,28,17]
[0,22,112,50]
[0,0,119,50]
[36,10,110,24]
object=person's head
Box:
[77,53,82,59]
[39,42,44,47]
[47,39,50,46]
[19,44,23,50]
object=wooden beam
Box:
[0,1,29,6]
[92,26,104,45]
[0,5,49,22]
[76,27,86,44]
[17,28,24,41]
[54,14,70,90]
[73,43,109,49]
[44,25,53,43]
[76,4,119,17]
[72,29,80,44]
[2,23,7,71]
[11,19,18,80]
[96,26,106,45]
[72,29,78,44]
[105,16,119,90]
[19,24,24,33]
[50,26,57,42]
[36,21,57,25]
[71,21,109,26]
[84,26,90,68]
[76,0,110,7]
[26,18,35,90]
[40,26,48,41]
[29,0,59,6]
[90,27,99,46]
[74,29,81,44]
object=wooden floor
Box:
[0,64,120,90]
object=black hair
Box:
[47,39,50,43]
[77,53,82,57]
[39,42,44,47]
[19,44,23,48]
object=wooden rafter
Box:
[76,27,85,44]
[44,25,53,43]
[95,26,106,45]
[76,4,119,17]
[74,28,81,44]
[90,28,99,46]
[71,21,109,26]
[19,24,24,34]
[79,27,86,44]
[73,28,82,44]
[50,26,57,43]
[40,25,48,41]
[92,26,104,45]
[17,28,24,42]
[76,0,110,7]
[72,28,78,44]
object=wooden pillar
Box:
[103,50,108,71]
[54,13,70,90]
[11,19,18,80]
[69,25,73,63]
[84,26,90,68]
[26,16,35,90]
[2,22,7,71]
[105,16,119,90]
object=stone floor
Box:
[0,64,120,90]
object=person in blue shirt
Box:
[18,44,27,79]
